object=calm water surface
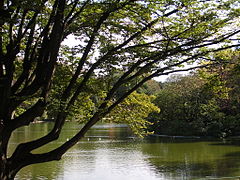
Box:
[8,122,240,180]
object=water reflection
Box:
[141,137,240,179]
[8,122,240,180]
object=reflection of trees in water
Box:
[214,151,240,177]
[85,124,133,140]
[11,123,240,179]
[140,138,240,179]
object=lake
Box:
[8,122,240,180]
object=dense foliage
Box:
[0,0,240,179]
[148,50,240,137]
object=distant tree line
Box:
[1,0,239,178]
[148,49,240,138]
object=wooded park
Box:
[0,0,240,179]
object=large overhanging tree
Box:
[0,0,240,179]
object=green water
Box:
[8,122,240,180]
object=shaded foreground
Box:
[9,122,240,180]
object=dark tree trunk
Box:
[0,135,15,180]
[0,0,238,179]
[0,158,14,180]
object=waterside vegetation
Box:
[0,0,240,179]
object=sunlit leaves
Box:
[107,91,160,137]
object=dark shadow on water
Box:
[150,161,213,179]
[147,134,240,144]
[209,140,240,147]
[144,135,221,144]
[224,151,240,158]
[147,154,240,179]
[144,148,240,179]
[141,136,240,179]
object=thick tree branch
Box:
[10,100,46,130]
[1,1,240,179]
[17,1,140,158]
[9,0,67,157]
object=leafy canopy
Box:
[0,0,240,178]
